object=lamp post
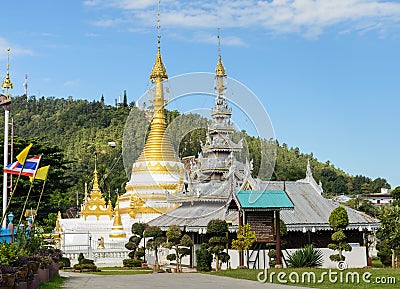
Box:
[7,212,14,242]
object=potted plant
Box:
[26,256,40,289]
[0,265,18,289]
[12,256,30,283]
[35,251,52,283]
[27,256,40,276]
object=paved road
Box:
[60,271,311,289]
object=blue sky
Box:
[1,0,400,187]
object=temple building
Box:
[56,27,378,268]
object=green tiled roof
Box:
[235,190,294,210]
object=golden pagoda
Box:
[109,200,126,239]
[80,158,113,220]
[119,9,183,219]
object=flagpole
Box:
[2,107,9,229]
[33,179,47,226]
[0,163,25,227]
[2,48,13,229]
[18,181,34,226]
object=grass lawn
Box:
[209,267,400,289]
[372,259,384,268]
[39,275,65,289]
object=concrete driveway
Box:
[61,271,311,289]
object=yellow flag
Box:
[16,143,33,165]
[30,165,50,182]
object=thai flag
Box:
[4,156,41,177]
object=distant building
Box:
[359,192,393,206]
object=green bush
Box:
[74,253,97,271]
[0,242,25,266]
[287,245,324,268]
[73,263,98,271]
[122,259,143,268]
[196,243,212,272]
[78,253,85,264]
[134,247,145,259]
[166,253,176,261]
[80,258,94,265]
[376,240,392,267]
[59,257,71,269]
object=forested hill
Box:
[0,95,391,224]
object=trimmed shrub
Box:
[73,263,98,272]
[166,254,176,261]
[59,257,71,269]
[80,258,95,265]
[196,243,212,272]
[123,258,143,268]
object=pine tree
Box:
[100,94,104,108]
[123,90,128,107]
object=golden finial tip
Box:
[7,48,10,51]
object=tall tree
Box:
[123,90,128,107]
[377,205,400,267]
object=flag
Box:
[30,165,50,182]
[16,143,33,165]
[4,156,41,177]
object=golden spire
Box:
[150,0,168,81]
[215,28,226,97]
[109,199,126,238]
[136,0,178,164]
[2,48,14,94]
[215,28,226,78]
[91,153,101,198]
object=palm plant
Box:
[287,245,324,268]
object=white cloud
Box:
[64,79,80,87]
[91,18,126,27]
[85,32,102,37]
[84,0,156,10]
[85,0,400,38]
[181,31,246,46]
[0,37,33,59]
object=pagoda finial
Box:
[150,0,168,81]
[2,48,14,95]
[93,152,100,191]
[215,29,226,97]
[215,29,226,78]
[84,182,88,203]
[157,0,161,49]
[218,27,221,60]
